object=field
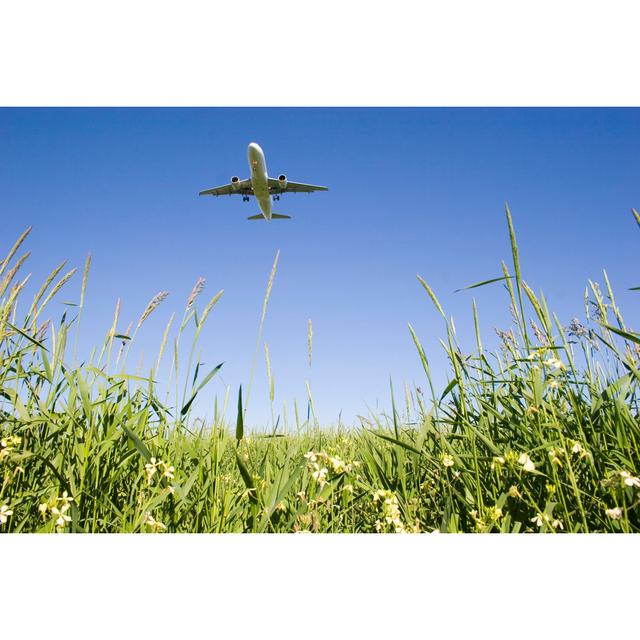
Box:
[1,207,639,533]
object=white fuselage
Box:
[248,142,271,220]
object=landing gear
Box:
[273,195,280,202]
[242,195,250,202]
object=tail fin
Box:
[247,213,292,220]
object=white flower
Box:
[491,456,505,470]
[311,465,328,485]
[442,454,455,468]
[508,485,522,499]
[605,507,622,519]
[544,357,565,370]
[161,462,175,480]
[51,503,71,529]
[619,471,640,488]
[143,512,167,532]
[304,451,317,463]
[0,504,13,525]
[518,453,536,473]
[145,457,159,483]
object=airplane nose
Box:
[248,142,262,156]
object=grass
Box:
[1,206,639,533]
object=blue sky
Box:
[1,108,638,427]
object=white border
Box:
[1,1,639,105]
[2,534,639,636]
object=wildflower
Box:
[51,503,71,529]
[373,489,406,533]
[0,504,13,525]
[605,507,622,519]
[544,357,566,370]
[442,454,455,468]
[619,471,640,488]
[518,453,536,473]
[311,464,328,486]
[328,456,351,474]
[531,513,544,527]
[143,512,167,532]
[58,491,73,505]
[531,511,563,530]
[489,506,503,520]
[570,441,590,460]
[552,518,564,530]
[304,451,317,463]
[145,458,174,483]
[342,484,354,494]
[508,485,522,499]
[145,457,160,483]
[545,483,557,495]
[548,448,563,467]
[38,503,48,516]
[160,461,175,480]
[491,456,505,470]
[548,379,558,389]
[0,435,21,462]
[469,509,486,531]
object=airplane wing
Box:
[267,178,329,194]
[199,179,252,197]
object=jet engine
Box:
[278,174,288,190]
[231,176,241,190]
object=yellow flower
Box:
[508,485,522,499]
[442,454,455,468]
[548,448,563,467]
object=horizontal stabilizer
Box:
[247,213,292,220]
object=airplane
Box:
[199,142,328,221]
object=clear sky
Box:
[1,108,638,427]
